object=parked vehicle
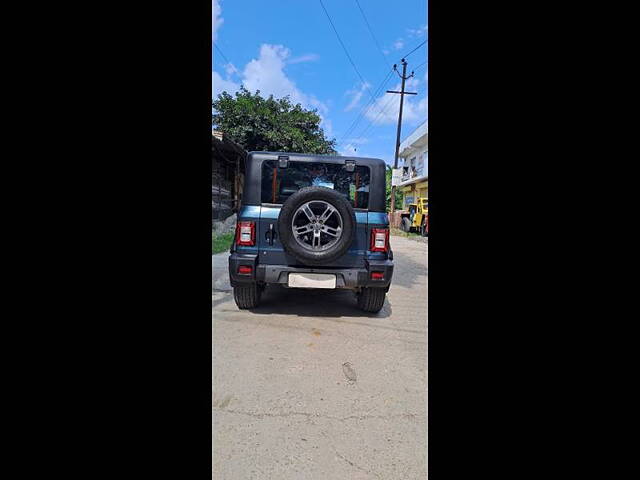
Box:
[228,152,394,312]
[400,197,428,236]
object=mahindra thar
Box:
[228,152,393,313]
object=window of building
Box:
[409,157,417,178]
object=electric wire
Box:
[413,60,427,71]
[318,0,378,105]
[354,0,391,68]
[214,43,231,66]
[401,39,426,60]
[338,67,394,144]
[347,92,397,149]
[214,43,239,75]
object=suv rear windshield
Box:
[261,161,371,209]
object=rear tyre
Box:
[401,217,411,233]
[357,287,386,313]
[233,283,261,309]
[421,218,428,237]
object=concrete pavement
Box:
[212,235,428,479]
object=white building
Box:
[397,120,428,208]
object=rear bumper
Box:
[228,253,393,290]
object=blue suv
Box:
[229,152,393,313]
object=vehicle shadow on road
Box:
[248,285,392,318]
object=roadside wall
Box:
[388,211,407,228]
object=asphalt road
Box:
[212,235,428,479]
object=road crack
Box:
[334,450,382,479]
[213,407,419,423]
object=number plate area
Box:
[287,273,337,289]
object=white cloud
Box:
[211,2,329,133]
[213,0,223,42]
[393,40,405,50]
[210,0,329,133]
[340,143,358,156]
[339,140,389,161]
[344,82,371,112]
[224,62,239,76]
[345,137,369,145]
[241,44,328,116]
[407,25,427,38]
[213,70,239,99]
[415,96,428,122]
[321,117,334,139]
[288,53,320,64]
[212,43,332,134]
[363,77,427,126]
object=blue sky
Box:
[213,0,427,165]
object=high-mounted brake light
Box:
[370,228,389,252]
[236,221,256,246]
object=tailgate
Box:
[257,207,368,268]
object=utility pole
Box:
[387,58,416,213]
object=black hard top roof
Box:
[242,151,388,212]
[247,151,387,167]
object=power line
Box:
[341,70,392,140]
[318,0,377,105]
[360,94,396,138]
[214,43,231,66]
[339,57,419,145]
[354,0,391,69]
[353,89,398,141]
[413,60,427,71]
[386,59,416,212]
[338,67,394,144]
[349,58,421,157]
[401,39,427,59]
[214,42,239,75]
[319,0,394,143]
[347,92,397,148]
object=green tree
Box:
[212,87,337,154]
[385,165,403,212]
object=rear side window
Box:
[261,161,371,208]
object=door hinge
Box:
[278,155,289,168]
[345,160,356,172]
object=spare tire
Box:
[278,186,356,266]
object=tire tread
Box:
[233,284,261,309]
[357,287,386,313]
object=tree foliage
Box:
[212,87,337,154]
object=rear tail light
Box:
[237,265,253,275]
[371,271,384,280]
[236,221,256,246]
[370,228,389,252]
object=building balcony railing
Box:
[401,168,425,183]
